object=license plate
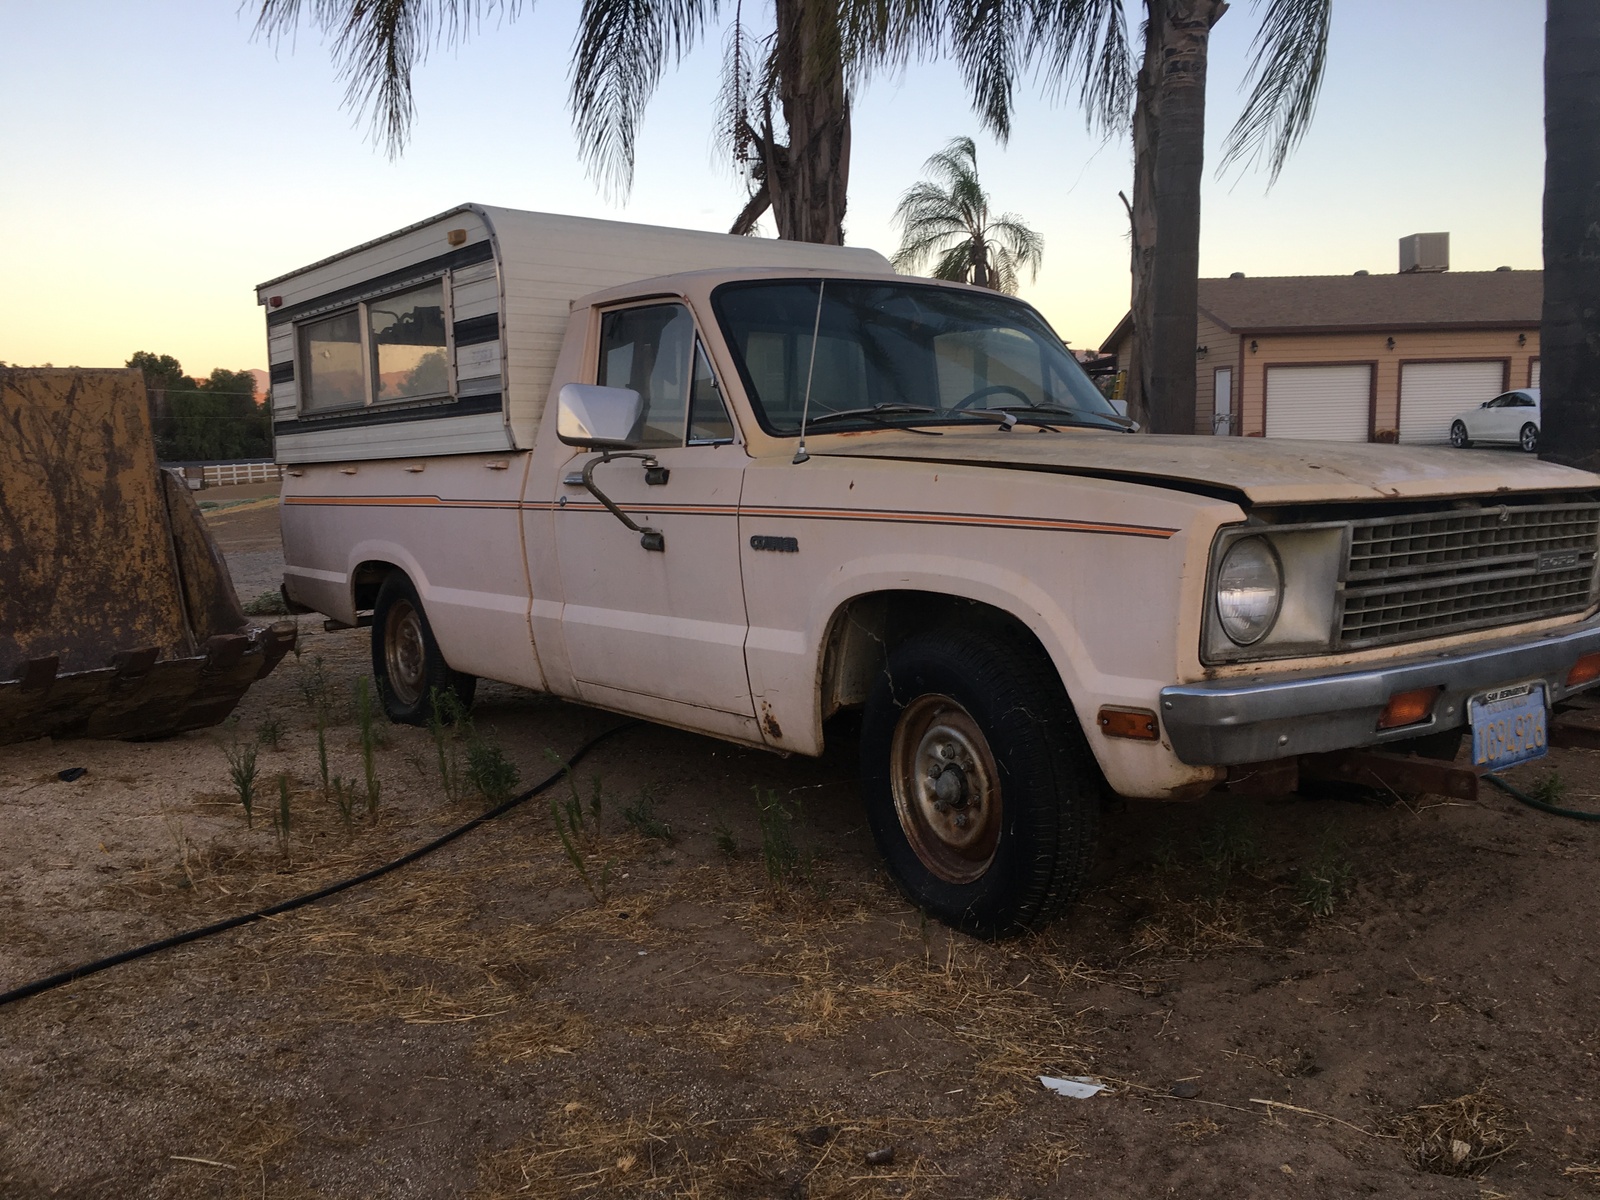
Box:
[1469,682,1548,769]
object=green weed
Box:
[256,716,285,750]
[622,791,673,842]
[1531,771,1567,806]
[1295,829,1356,916]
[272,773,292,860]
[428,688,470,804]
[467,739,521,808]
[1197,810,1262,893]
[223,739,259,828]
[754,787,808,887]
[712,819,737,859]
[329,776,358,830]
[357,678,382,822]
[550,793,615,903]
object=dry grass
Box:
[1391,1088,1520,1177]
[481,1102,965,1200]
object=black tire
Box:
[1520,422,1539,453]
[1450,421,1471,449]
[859,627,1100,938]
[371,573,477,725]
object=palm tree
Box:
[1539,0,1600,471]
[572,0,855,244]
[890,137,1042,293]
[252,0,882,246]
[930,0,1331,432]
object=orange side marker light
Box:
[1098,707,1160,741]
[1566,652,1600,689]
[1376,686,1440,731]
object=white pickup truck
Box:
[260,204,1600,936]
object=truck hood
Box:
[810,429,1600,506]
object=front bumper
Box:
[1160,615,1600,766]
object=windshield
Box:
[710,279,1123,435]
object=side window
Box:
[598,303,695,447]
[688,342,735,443]
[369,280,448,402]
[299,310,365,412]
[296,275,453,414]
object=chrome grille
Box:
[1338,503,1600,648]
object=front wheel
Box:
[371,573,477,725]
[1450,421,1471,448]
[1520,422,1539,453]
[859,628,1099,937]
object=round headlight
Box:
[1215,537,1282,646]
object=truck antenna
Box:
[792,279,826,464]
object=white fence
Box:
[201,461,283,487]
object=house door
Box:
[1212,367,1234,434]
[552,301,756,722]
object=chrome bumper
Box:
[1160,617,1600,766]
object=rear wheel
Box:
[371,573,476,725]
[1520,422,1539,453]
[1450,421,1471,448]
[859,628,1099,937]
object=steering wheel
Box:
[951,384,1032,411]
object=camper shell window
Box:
[296,277,454,415]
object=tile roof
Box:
[1099,269,1541,350]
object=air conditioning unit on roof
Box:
[1400,232,1449,273]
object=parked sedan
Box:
[1450,388,1541,452]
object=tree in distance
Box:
[890,136,1042,294]
[127,353,270,462]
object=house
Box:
[1098,235,1542,442]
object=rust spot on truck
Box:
[760,701,783,740]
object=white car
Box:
[1450,388,1541,452]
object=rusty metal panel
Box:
[0,368,191,675]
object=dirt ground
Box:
[4,503,1600,1199]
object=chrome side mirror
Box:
[557,383,644,448]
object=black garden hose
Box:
[0,721,638,1010]
[1484,770,1600,822]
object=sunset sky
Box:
[1,0,1545,380]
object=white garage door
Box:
[1399,361,1505,444]
[1264,364,1371,441]
[1531,359,1541,388]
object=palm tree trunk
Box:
[1539,0,1600,470]
[769,0,850,244]
[1129,0,1228,434]
[972,234,990,289]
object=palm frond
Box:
[254,0,518,156]
[986,244,1020,293]
[1027,0,1134,134]
[931,241,976,282]
[986,213,1043,280]
[945,0,1026,141]
[1218,0,1331,184]
[569,0,718,198]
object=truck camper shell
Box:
[256,204,893,464]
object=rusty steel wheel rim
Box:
[384,599,427,707]
[889,693,1002,884]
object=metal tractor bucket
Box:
[0,367,295,745]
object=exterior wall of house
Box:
[1236,328,1538,438]
[1101,325,1540,441]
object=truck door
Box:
[552,301,756,727]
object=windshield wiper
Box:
[800,404,944,435]
[985,404,1131,431]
